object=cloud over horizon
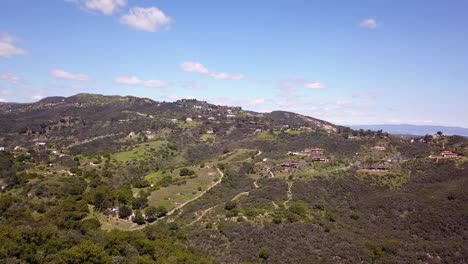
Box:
[0,74,21,84]
[114,75,167,88]
[0,33,27,58]
[180,61,245,80]
[50,69,90,81]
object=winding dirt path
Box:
[130,168,225,230]
[166,168,225,216]
[284,181,293,208]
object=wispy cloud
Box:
[0,97,7,102]
[0,33,27,58]
[180,61,245,80]
[0,74,21,84]
[304,82,325,89]
[66,0,126,15]
[50,69,90,81]
[359,18,379,29]
[114,76,167,88]
[277,77,326,91]
[181,81,208,90]
[120,7,172,32]
[31,95,44,101]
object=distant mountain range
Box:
[351,124,468,137]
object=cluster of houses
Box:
[277,147,333,173]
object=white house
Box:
[0,147,5,151]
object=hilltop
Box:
[0,93,467,263]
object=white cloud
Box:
[180,61,245,81]
[50,69,90,81]
[0,98,7,102]
[114,76,167,88]
[248,99,266,106]
[359,18,379,29]
[304,82,325,89]
[0,74,21,84]
[210,72,244,80]
[31,95,44,101]
[0,33,27,58]
[120,7,171,32]
[180,62,209,74]
[67,0,126,15]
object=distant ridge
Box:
[351,124,468,137]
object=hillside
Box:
[0,93,467,263]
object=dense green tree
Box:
[133,210,145,225]
[118,205,132,219]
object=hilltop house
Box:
[441,151,458,158]
[0,147,5,151]
[186,117,193,122]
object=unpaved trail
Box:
[189,204,218,226]
[166,168,225,216]
[269,170,275,178]
[190,190,249,226]
[284,181,293,208]
[253,180,260,188]
[130,168,225,230]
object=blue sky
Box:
[1,0,467,127]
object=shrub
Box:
[224,201,237,211]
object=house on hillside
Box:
[441,151,458,158]
[186,117,193,122]
[278,161,300,173]
[372,146,386,151]
[35,142,46,149]
[208,117,216,121]
[0,147,5,152]
[304,148,324,154]
[311,157,331,163]
[387,157,401,163]
[279,161,300,168]
[171,119,178,124]
[369,163,390,171]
